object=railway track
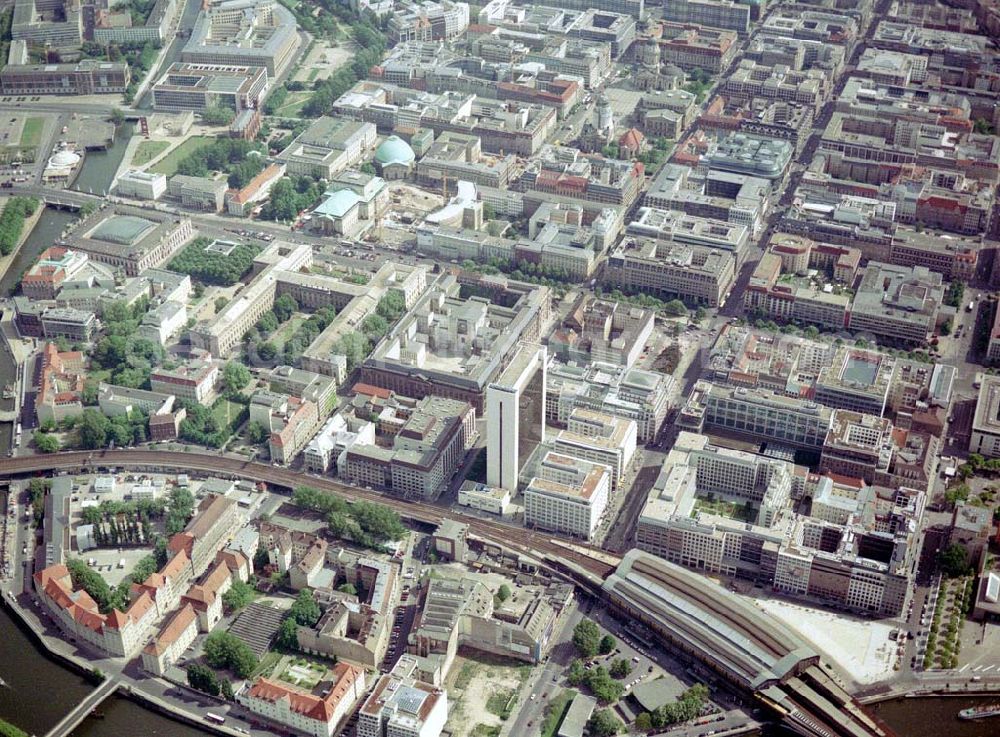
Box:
[0,450,616,580]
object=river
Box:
[0,111,996,735]
[71,122,135,196]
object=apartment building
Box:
[167,494,242,578]
[150,360,219,406]
[141,604,198,676]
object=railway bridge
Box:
[0,451,894,737]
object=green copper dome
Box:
[374,136,415,166]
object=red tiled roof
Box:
[247,662,362,723]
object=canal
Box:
[71,122,135,196]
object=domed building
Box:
[374,136,415,180]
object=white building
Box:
[524,452,611,540]
[358,658,448,737]
[457,481,511,516]
[116,169,168,200]
[238,662,366,737]
[486,344,546,491]
[552,408,636,491]
[141,603,198,676]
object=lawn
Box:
[149,136,215,176]
[270,92,311,118]
[212,398,244,429]
[20,117,44,147]
[279,658,328,689]
[132,140,170,167]
[540,689,577,737]
[252,650,282,679]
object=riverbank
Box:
[860,682,1000,705]
[0,592,246,737]
[0,197,43,287]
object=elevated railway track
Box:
[0,450,890,737]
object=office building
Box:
[971,376,1000,459]
[116,170,168,201]
[678,381,833,448]
[546,360,671,443]
[360,275,549,413]
[151,63,268,113]
[663,0,751,35]
[486,344,547,492]
[524,452,611,541]
[276,117,378,179]
[238,663,366,737]
[183,0,298,76]
[551,408,636,491]
[358,660,448,737]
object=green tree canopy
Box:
[572,620,602,658]
[588,709,622,737]
[290,589,322,627]
[203,631,258,678]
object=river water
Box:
[0,114,995,737]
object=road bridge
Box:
[43,678,120,737]
[7,185,102,211]
[0,451,892,737]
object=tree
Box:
[220,679,235,701]
[567,659,586,686]
[222,580,255,613]
[222,362,251,393]
[376,291,406,322]
[635,713,653,732]
[203,631,258,678]
[360,162,376,175]
[78,409,111,449]
[214,296,229,313]
[939,543,970,578]
[585,667,624,704]
[663,299,688,317]
[599,634,616,655]
[276,617,300,650]
[290,589,322,627]
[337,582,358,596]
[273,294,299,323]
[33,431,60,453]
[110,108,125,125]
[187,663,220,696]
[361,313,389,340]
[333,331,370,370]
[247,420,270,444]
[257,341,278,361]
[572,620,602,658]
[588,709,621,737]
[609,658,631,679]
[496,584,511,602]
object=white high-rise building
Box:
[486,344,546,491]
[524,452,611,540]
